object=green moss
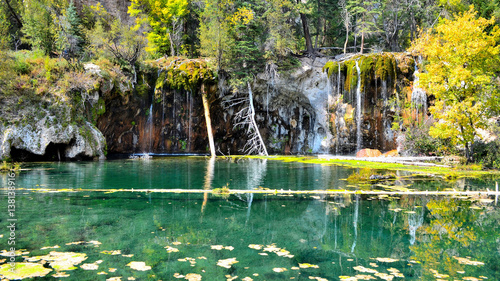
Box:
[234,155,500,179]
[344,59,358,92]
[152,57,217,93]
[374,53,397,82]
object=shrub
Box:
[472,140,500,169]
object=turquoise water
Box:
[0,158,499,280]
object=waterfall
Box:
[411,61,427,122]
[147,103,153,152]
[336,63,342,155]
[188,91,193,151]
[355,61,362,152]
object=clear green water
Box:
[0,158,499,280]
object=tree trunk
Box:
[4,0,22,28]
[248,83,268,156]
[201,84,216,158]
[169,33,176,56]
[360,31,364,54]
[344,29,349,54]
[300,13,314,54]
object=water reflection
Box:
[0,160,499,280]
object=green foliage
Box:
[22,0,59,55]
[403,120,456,156]
[56,1,86,57]
[472,140,500,169]
[128,0,189,56]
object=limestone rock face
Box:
[251,57,333,154]
[0,121,106,161]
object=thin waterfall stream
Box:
[355,61,362,152]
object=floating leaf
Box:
[308,277,328,281]
[52,272,70,278]
[299,263,319,269]
[109,268,117,272]
[122,254,134,258]
[217,258,238,269]
[172,242,182,245]
[0,263,52,279]
[174,273,185,278]
[98,272,108,275]
[374,258,399,263]
[0,249,29,256]
[101,250,121,255]
[225,275,238,281]
[453,256,484,266]
[355,275,376,280]
[185,273,202,281]
[81,263,99,270]
[211,245,224,250]
[375,273,394,280]
[248,244,263,250]
[165,246,179,253]
[353,266,378,274]
[27,252,87,271]
[273,268,287,272]
[242,277,253,281]
[339,276,357,281]
[127,261,151,271]
[41,245,60,250]
[106,277,121,281]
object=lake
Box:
[0,157,498,280]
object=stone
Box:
[382,150,398,157]
[356,148,382,158]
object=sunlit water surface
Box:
[0,157,499,280]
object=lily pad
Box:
[0,262,52,279]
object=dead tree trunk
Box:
[222,83,268,156]
[201,84,216,158]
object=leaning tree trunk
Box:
[201,84,216,158]
[300,12,314,54]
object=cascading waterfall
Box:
[336,63,341,154]
[147,103,153,152]
[188,91,193,151]
[411,61,427,123]
[355,61,363,152]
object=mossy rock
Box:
[0,262,52,279]
[323,53,409,93]
[152,57,216,93]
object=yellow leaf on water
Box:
[273,268,287,272]
[126,261,151,271]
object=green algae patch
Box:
[233,155,500,179]
[0,262,52,279]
